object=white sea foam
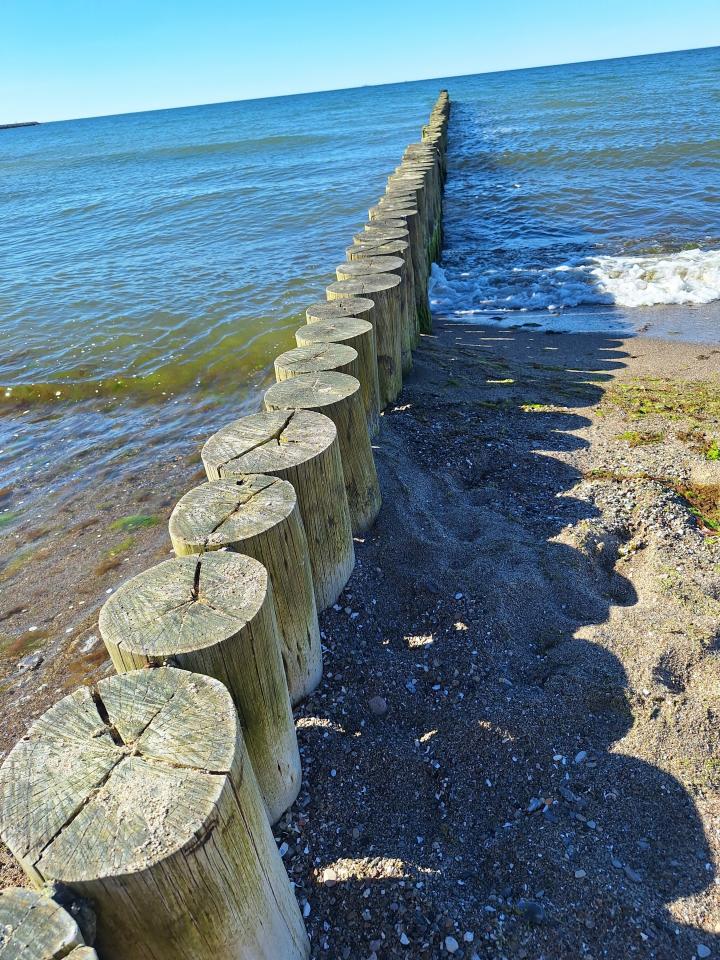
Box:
[588,248,720,307]
[430,248,720,320]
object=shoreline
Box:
[1,319,718,954]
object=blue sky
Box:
[2,0,718,122]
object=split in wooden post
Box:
[202,410,354,611]
[98,551,301,824]
[169,474,322,706]
[0,667,309,960]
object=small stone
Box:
[454,592,463,600]
[517,899,546,924]
[400,932,410,945]
[16,653,43,674]
[574,750,588,764]
[574,869,586,879]
[303,902,311,918]
[611,857,623,870]
[696,945,711,958]
[464,931,474,942]
[321,867,338,887]
[445,936,459,954]
[527,797,543,814]
[623,865,642,883]
[369,696,388,717]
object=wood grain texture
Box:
[274,343,358,382]
[295,318,380,438]
[0,669,309,960]
[0,888,97,960]
[305,296,375,327]
[346,239,418,348]
[98,552,301,824]
[264,373,381,535]
[201,410,354,611]
[326,275,403,405]
[168,474,322,706]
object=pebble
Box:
[399,932,409,945]
[574,869,587,879]
[16,653,43,674]
[454,592,463,600]
[464,931,474,942]
[445,936,459,953]
[517,899,546,924]
[623,865,642,883]
[574,750,588,764]
[369,696,388,717]
[696,945,711,958]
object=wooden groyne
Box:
[0,90,450,959]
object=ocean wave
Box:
[430,248,720,316]
[589,248,720,307]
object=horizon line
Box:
[9,42,718,126]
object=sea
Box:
[1,45,718,528]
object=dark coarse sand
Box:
[1,320,718,959]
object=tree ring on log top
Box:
[274,343,358,381]
[0,668,309,960]
[201,410,354,610]
[306,297,374,325]
[98,551,301,824]
[168,474,322,706]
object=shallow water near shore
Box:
[1,46,719,534]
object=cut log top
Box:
[274,342,357,375]
[354,227,408,243]
[306,297,375,324]
[295,316,373,345]
[327,274,401,297]
[0,888,97,959]
[98,551,268,657]
[202,409,337,478]
[0,668,238,883]
[347,240,408,259]
[264,371,359,412]
[336,256,404,279]
[169,475,296,554]
[360,218,406,229]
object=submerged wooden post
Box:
[295,317,380,437]
[98,551,301,825]
[0,668,310,960]
[0,888,98,960]
[168,474,322,706]
[274,342,358,382]
[326,275,403,405]
[336,256,412,374]
[264,373,381,535]
[202,410,354,611]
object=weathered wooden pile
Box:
[0,90,450,960]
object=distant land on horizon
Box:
[0,121,40,130]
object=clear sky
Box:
[2,0,718,123]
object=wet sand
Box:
[1,320,719,957]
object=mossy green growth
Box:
[0,511,19,531]
[617,430,664,447]
[705,439,720,461]
[605,378,720,424]
[104,535,136,558]
[109,514,161,532]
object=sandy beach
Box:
[1,320,719,957]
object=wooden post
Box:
[264,373,381,535]
[306,295,375,327]
[0,668,310,960]
[202,410,354,611]
[0,888,98,960]
[98,551,301,825]
[336,257,412,375]
[274,342,358,382]
[326,275,403,405]
[369,204,428,329]
[168,474,322,706]
[346,239,418,347]
[295,317,380,438]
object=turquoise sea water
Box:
[1,46,718,523]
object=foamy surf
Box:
[430,248,720,326]
[589,248,720,307]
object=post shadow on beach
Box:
[291,323,718,959]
